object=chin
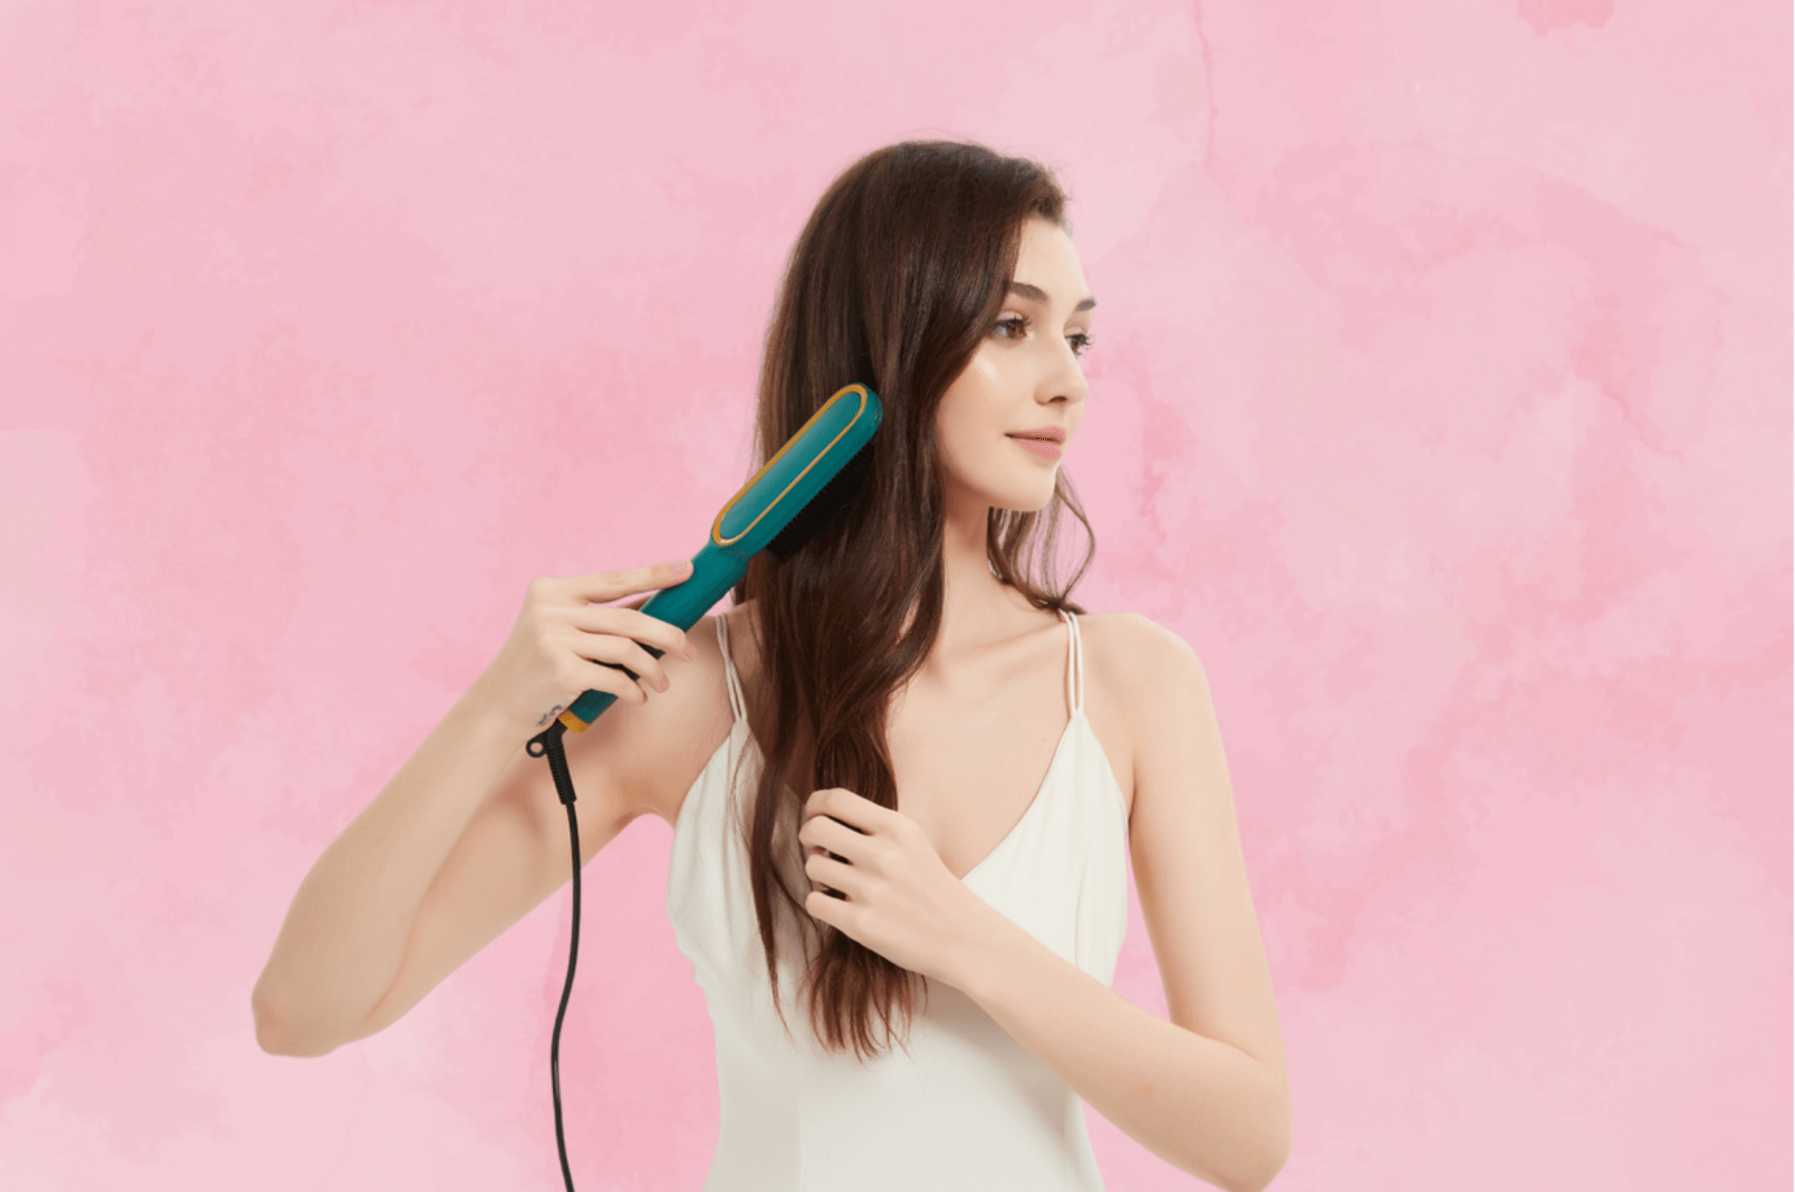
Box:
[988,481,1060,515]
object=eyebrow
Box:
[1007,281,1097,312]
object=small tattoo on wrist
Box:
[536,704,564,727]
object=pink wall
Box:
[2,1,1787,1188]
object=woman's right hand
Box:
[470,561,697,743]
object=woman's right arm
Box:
[250,563,698,1057]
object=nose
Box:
[1040,338,1089,406]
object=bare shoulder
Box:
[1115,614,1215,747]
[1077,611,1210,798]
[1085,611,1205,693]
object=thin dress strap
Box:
[715,612,747,724]
[1061,608,1085,716]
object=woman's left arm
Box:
[969,617,1292,1184]
[800,618,1289,1192]
[953,619,1288,1192]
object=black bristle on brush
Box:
[764,436,874,563]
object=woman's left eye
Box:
[993,316,1095,357]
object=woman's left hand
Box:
[799,787,994,988]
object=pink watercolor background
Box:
[1,1,1788,1188]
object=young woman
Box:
[253,141,1290,1192]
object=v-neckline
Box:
[953,710,1082,882]
[728,710,1085,884]
[697,606,1094,880]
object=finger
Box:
[806,890,848,925]
[559,561,694,606]
[568,605,692,661]
[805,789,881,835]
[799,814,867,860]
[558,654,653,706]
[804,851,861,900]
[563,630,673,694]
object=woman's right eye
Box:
[992,315,1030,340]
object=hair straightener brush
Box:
[524,382,882,1192]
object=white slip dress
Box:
[665,608,1131,1191]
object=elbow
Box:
[251,982,341,1059]
[1238,1116,1292,1192]
[1246,1144,1290,1192]
[1223,1157,1285,1192]
[1223,1076,1291,1192]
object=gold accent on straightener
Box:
[711,384,869,548]
[559,710,589,733]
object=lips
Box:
[1007,433,1065,461]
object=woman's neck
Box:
[933,501,1037,654]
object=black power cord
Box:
[523,646,663,1191]
[526,719,583,1192]
[507,383,875,1188]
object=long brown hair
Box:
[730,140,1096,1060]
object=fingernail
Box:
[684,644,696,660]
[675,560,692,574]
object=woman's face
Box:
[935,216,1095,517]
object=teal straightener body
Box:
[526,382,882,1192]
[537,381,882,738]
